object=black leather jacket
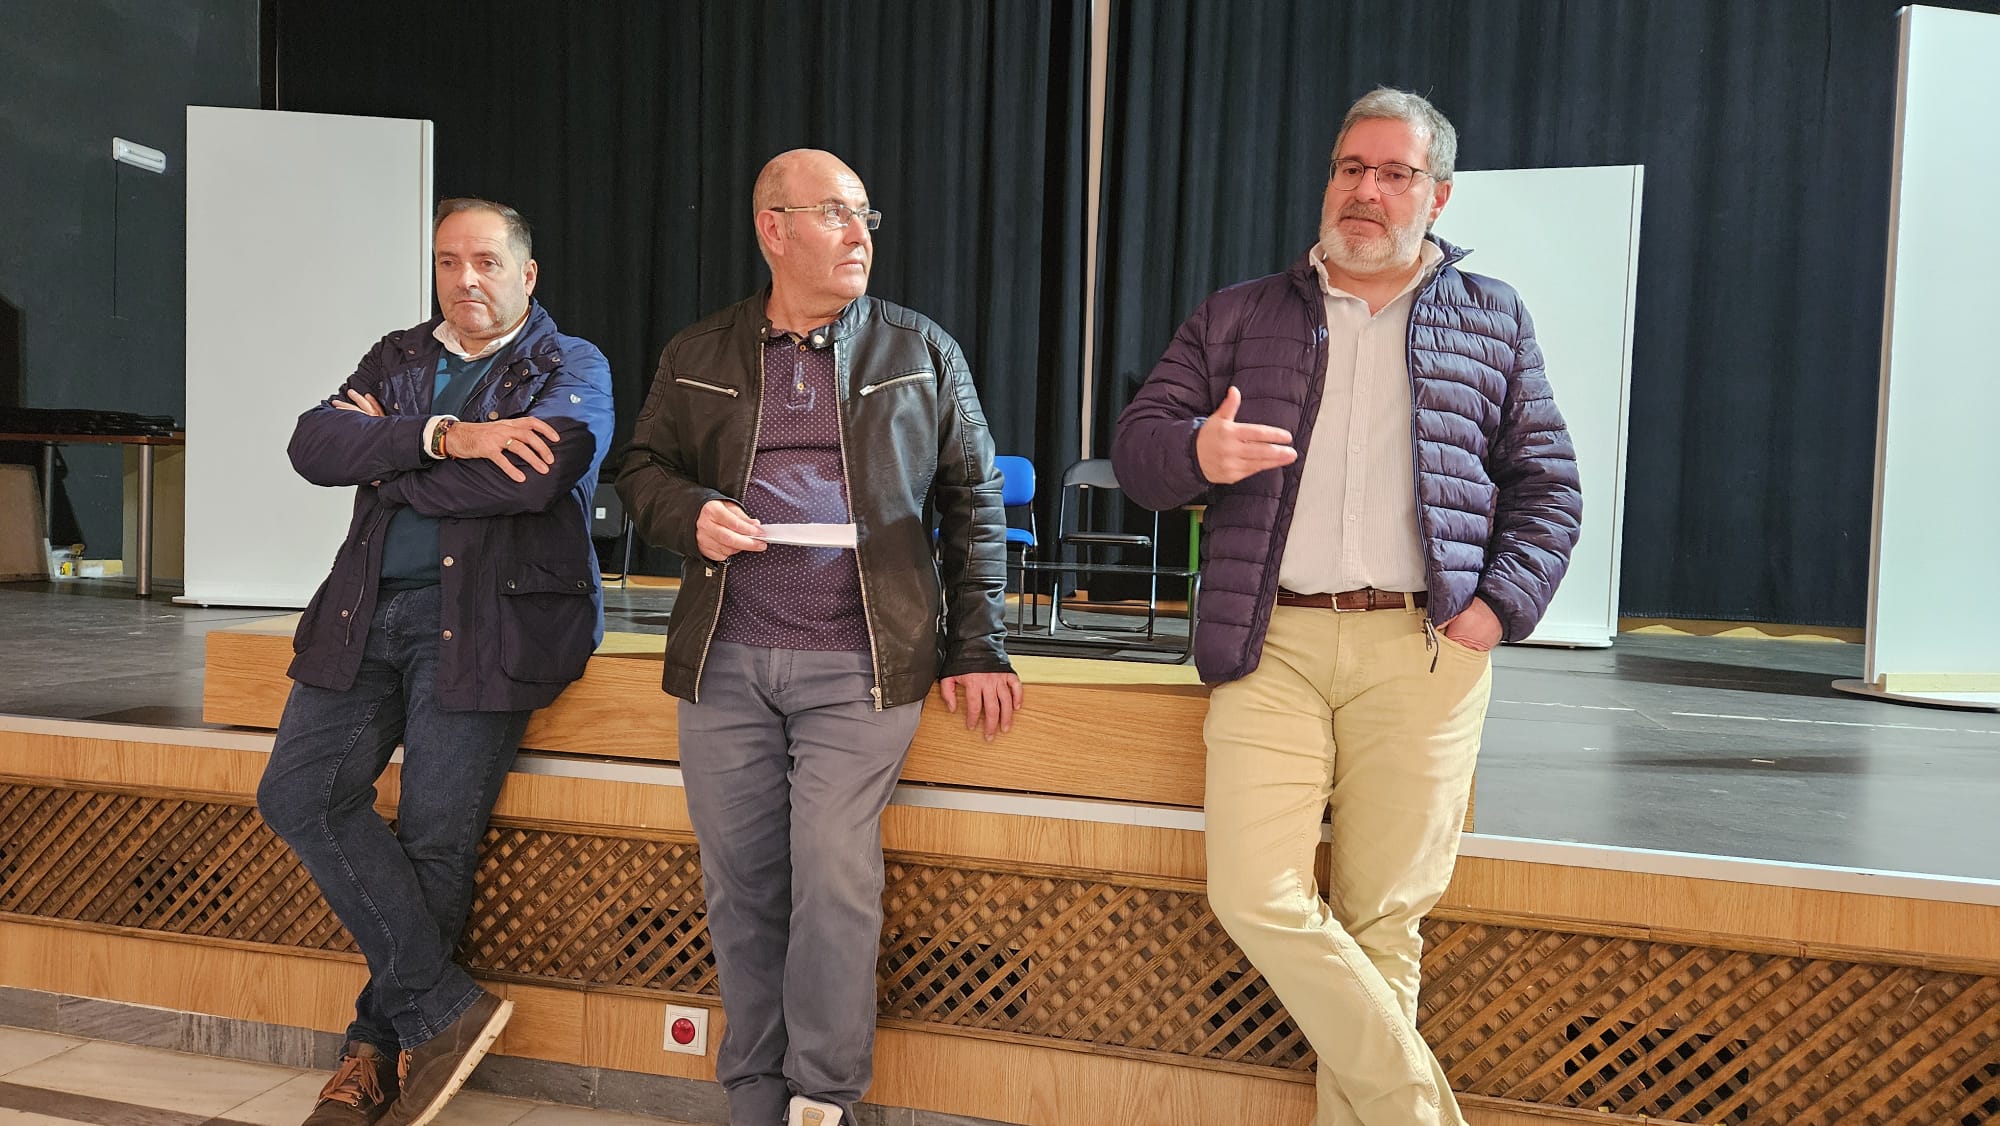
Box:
[616,292,1012,708]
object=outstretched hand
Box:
[1196,386,1297,484]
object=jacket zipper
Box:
[690,352,766,702]
[833,343,886,710]
[857,371,932,396]
[1406,262,1448,663]
[675,376,741,398]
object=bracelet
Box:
[430,417,457,460]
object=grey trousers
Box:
[678,642,924,1126]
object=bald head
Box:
[752,149,874,328]
[753,149,860,221]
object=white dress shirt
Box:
[1277,240,1443,595]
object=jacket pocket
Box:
[496,564,597,684]
[859,368,935,396]
[674,375,740,398]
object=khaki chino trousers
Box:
[1204,603,1490,1126]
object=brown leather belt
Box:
[1275,587,1426,612]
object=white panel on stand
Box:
[1434,166,1643,648]
[182,107,432,608]
[1837,6,2000,711]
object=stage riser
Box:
[3,729,1995,1125]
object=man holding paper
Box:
[615,149,1021,1126]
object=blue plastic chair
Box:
[993,455,1040,627]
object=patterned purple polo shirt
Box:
[713,328,871,651]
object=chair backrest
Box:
[1062,457,1121,490]
[993,455,1036,507]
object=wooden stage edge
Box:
[0,629,1990,1125]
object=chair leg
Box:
[1180,572,1200,663]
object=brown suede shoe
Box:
[376,992,513,1126]
[303,1042,398,1126]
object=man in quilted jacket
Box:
[1112,88,1582,1126]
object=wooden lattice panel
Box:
[460,828,713,996]
[875,860,1308,1072]
[0,780,1994,1124]
[1420,917,2000,1125]
[0,781,352,950]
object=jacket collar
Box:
[410,301,563,375]
[750,287,873,349]
[1286,232,1471,301]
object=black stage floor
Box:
[3,578,1995,882]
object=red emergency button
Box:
[669,1017,697,1046]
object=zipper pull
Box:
[870,685,883,712]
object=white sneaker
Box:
[784,1095,844,1126]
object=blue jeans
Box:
[257,584,530,1052]
[678,643,925,1126]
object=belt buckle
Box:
[1332,589,1368,612]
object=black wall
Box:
[0,0,259,556]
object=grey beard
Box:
[1320,219,1423,275]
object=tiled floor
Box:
[0,1027,696,1126]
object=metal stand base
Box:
[1831,678,2000,712]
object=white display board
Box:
[1834,7,2000,710]
[1434,166,1643,647]
[182,107,433,607]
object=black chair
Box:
[1028,458,1199,658]
[590,481,635,587]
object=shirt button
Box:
[442,629,453,640]
[442,556,454,567]
[339,609,350,618]
[502,380,513,389]
[797,343,807,352]
[487,411,500,420]
[1347,514,1358,521]
[811,334,825,347]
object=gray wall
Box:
[0,0,259,556]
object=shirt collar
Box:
[1308,238,1444,303]
[433,309,529,362]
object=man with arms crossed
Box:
[258,199,614,1126]
[1114,89,1582,1125]
[617,149,1022,1126]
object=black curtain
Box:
[275,0,1087,573]
[1097,0,2000,627]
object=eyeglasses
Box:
[1328,158,1432,197]
[769,201,883,231]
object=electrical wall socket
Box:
[662,1004,709,1056]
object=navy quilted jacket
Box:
[1112,236,1582,684]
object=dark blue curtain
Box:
[1094,0,2000,626]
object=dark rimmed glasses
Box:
[1328,158,1432,196]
